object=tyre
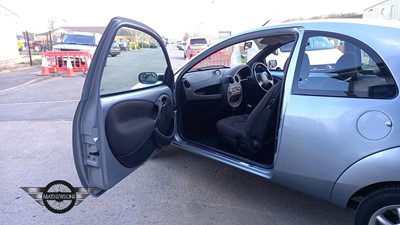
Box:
[355,188,400,225]
[34,45,42,52]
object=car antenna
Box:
[261,19,271,27]
[261,13,278,27]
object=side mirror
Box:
[268,60,278,69]
[138,72,158,84]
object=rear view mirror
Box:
[244,42,252,50]
[139,72,158,84]
[268,60,278,69]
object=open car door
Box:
[73,17,175,196]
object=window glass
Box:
[190,38,207,45]
[305,36,335,50]
[100,27,167,95]
[191,43,244,70]
[190,35,296,72]
[294,34,396,99]
[191,41,260,70]
[62,34,95,46]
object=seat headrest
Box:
[335,53,358,80]
[299,53,310,81]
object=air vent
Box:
[183,80,191,88]
[214,69,221,75]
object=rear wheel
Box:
[34,45,42,52]
[355,188,400,225]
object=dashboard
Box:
[180,63,283,110]
[181,64,251,108]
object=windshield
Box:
[62,34,95,45]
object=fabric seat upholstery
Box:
[334,53,358,80]
[216,81,282,156]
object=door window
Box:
[293,33,397,99]
[100,27,168,95]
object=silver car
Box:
[73,17,400,225]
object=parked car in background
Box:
[150,42,158,48]
[118,39,128,51]
[53,32,102,67]
[178,41,186,50]
[73,17,400,225]
[184,37,208,59]
[176,40,183,49]
[53,32,102,56]
[268,36,343,71]
[243,36,344,71]
[109,41,120,57]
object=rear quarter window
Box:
[293,33,397,99]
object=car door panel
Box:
[73,17,174,196]
[105,94,173,168]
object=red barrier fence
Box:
[194,50,231,69]
[40,51,92,76]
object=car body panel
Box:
[178,20,400,204]
[73,17,174,196]
[74,17,400,213]
[172,139,273,179]
[271,20,400,203]
[330,147,400,207]
[273,94,399,202]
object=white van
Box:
[53,32,102,56]
[245,36,343,71]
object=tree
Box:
[47,17,58,31]
[183,32,190,41]
[47,16,66,31]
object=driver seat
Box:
[216,81,282,157]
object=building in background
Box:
[0,4,21,61]
[363,0,400,20]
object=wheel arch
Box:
[330,147,400,209]
[347,181,400,209]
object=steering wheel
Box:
[252,62,274,91]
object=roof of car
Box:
[278,18,400,29]
[238,19,400,50]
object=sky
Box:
[1,0,382,39]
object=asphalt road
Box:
[0,45,354,225]
[101,48,169,95]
